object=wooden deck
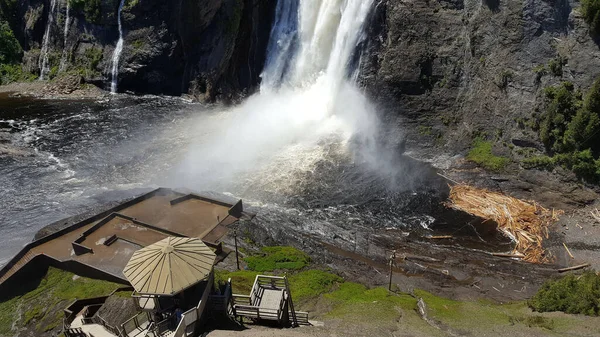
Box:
[232,275,310,326]
[0,189,252,287]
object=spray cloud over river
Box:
[170,0,383,195]
[1,0,481,266]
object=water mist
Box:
[170,0,388,197]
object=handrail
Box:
[143,322,155,337]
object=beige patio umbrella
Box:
[123,237,216,296]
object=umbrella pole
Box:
[234,231,240,270]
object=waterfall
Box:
[59,0,71,72]
[173,0,379,192]
[110,0,126,93]
[39,0,58,80]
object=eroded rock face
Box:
[363,0,600,155]
[3,0,275,100]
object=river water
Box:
[0,0,511,265]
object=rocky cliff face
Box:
[0,0,275,99]
[361,0,600,206]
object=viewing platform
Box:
[0,188,253,292]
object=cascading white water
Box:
[171,0,377,193]
[59,0,71,72]
[110,0,126,93]
[39,0,58,80]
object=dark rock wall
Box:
[2,0,276,99]
[362,0,600,157]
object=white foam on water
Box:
[171,0,377,195]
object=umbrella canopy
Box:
[123,237,216,296]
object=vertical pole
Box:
[388,250,396,291]
[234,230,240,270]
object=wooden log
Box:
[426,235,453,239]
[563,243,574,259]
[490,252,524,259]
[557,263,591,273]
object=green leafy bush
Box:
[498,70,514,89]
[0,63,36,85]
[467,138,509,172]
[244,246,311,272]
[529,271,600,316]
[548,57,566,76]
[0,19,21,64]
[521,155,556,170]
[535,79,600,183]
[69,0,101,24]
[539,82,582,153]
[582,0,600,36]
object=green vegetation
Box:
[214,246,600,334]
[244,246,310,272]
[582,0,600,36]
[548,57,566,76]
[418,125,433,136]
[289,270,342,301]
[467,138,510,172]
[0,63,36,84]
[529,271,600,316]
[71,46,103,77]
[498,70,514,89]
[70,0,101,24]
[533,64,547,84]
[511,315,555,330]
[521,155,556,170]
[0,19,21,64]
[0,18,35,85]
[0,267,121,335]
[124,0,139,11]
[535,80,600,183]
[326,283,416,320]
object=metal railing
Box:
[121,311,150,336]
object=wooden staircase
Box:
[232,275,310,327]
[0,250,37,283]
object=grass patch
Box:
[0,267,121,335]
[244,246,310,272]
[215,269,259,294]
[289,270,342,301]
[529,271,600,316]
[511,315,555,330]
[467,138,509,172]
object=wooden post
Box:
[388,250,396,291]
[234,230,240,270]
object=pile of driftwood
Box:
[447,184,562,263]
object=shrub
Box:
[244,246,311,272]
[521,155,556,170]
[539,82,582,153]
[536,79,600,183]
[70,0,101,24]
[498,70,514,89]
[529,271,600,316]
[533,65,547,84]
[467,138,510,172]
[582,0,600,36]
[548,57,566,76]
[0,19,21,64]
[0,63,36,85]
